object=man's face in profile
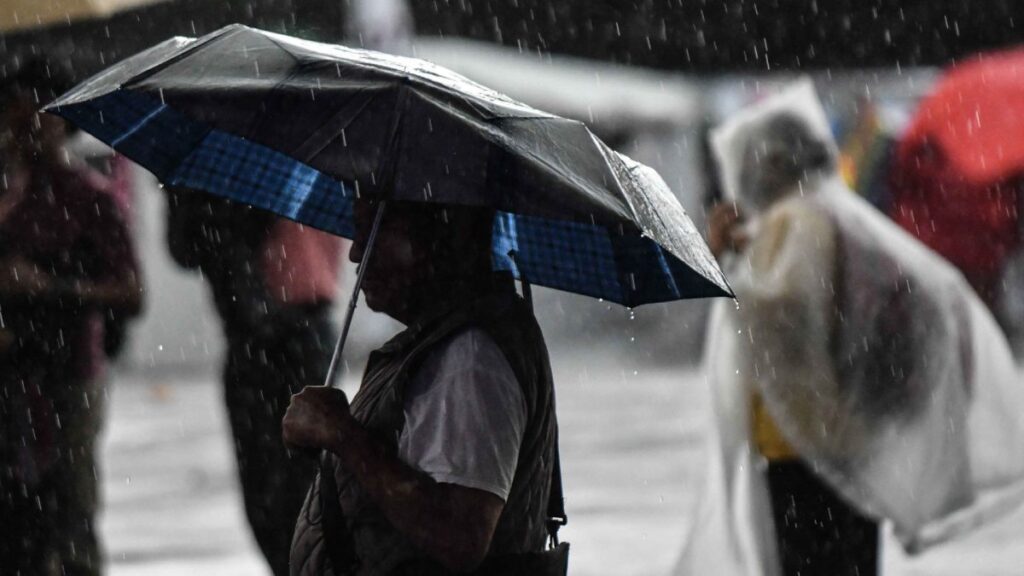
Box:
[350,200,430,323]
[349,199,493,324]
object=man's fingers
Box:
[282,410,316,451]
[292,385,344,402]
[282,386,350,453]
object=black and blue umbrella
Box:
[46,24,729,312]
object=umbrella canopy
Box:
[46,24,730,307]
[0,0,169,33]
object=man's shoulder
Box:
[398,290,552,403]
[421,326,511,379]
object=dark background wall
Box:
[1,0,345,79]
[4,0,1024,80]
[409,0,1022,71]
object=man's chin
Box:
[362,292,405,323]
[362,291,383,312]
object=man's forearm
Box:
[284,385,504,571]
[328,419,497,572]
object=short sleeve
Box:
[398,328,527,501]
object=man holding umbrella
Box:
[285,200,562,574]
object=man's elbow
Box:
[410,483,503,572]
[435,535,491,574]
[430,515,495,574]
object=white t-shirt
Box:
[397,327,527,501]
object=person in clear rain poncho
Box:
[676,80,1024,576]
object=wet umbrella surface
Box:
[46,23,730,308]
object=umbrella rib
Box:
[375,82,412,195]
[502,129,633,222]
[110,103,168,147]
[257,30,305,67]
[402,99,633,223]
[122,25,237,90]
[293,92,377,164]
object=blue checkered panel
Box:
[492,212,699,306]
[58,91,357,239]
[54,89,706,307]
[59,91,209,177]
[172,132,355,239]
[491,212,619,301]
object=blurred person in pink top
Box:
[260,218,343,306]
[0,58,143,576]
[166,189,342,576]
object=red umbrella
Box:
[904,48,1024,183]
[890,48,1024,304]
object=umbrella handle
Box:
[322,200,388,389]
[313,201,387,575]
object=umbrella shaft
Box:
[323,201,388,389]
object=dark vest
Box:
[291,281,558,576]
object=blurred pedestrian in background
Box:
[0,57,143,575]
[73,146,140,362]
[165,188,343,576]
[678,80,1024,576]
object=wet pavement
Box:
[99,348,1024,575]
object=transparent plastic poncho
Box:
[679,80,1024,576]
